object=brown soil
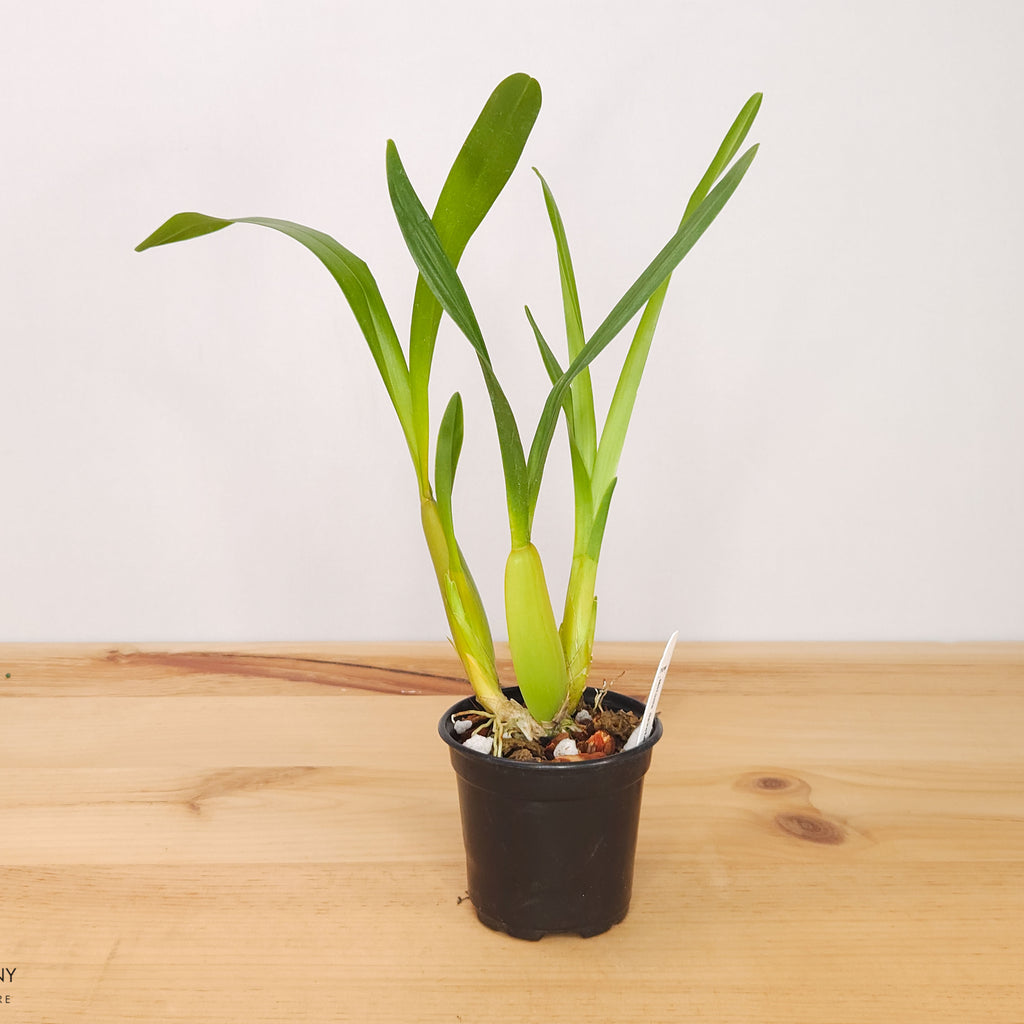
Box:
[457,700,641,762]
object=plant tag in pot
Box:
[623,630,678,751]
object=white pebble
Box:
[462,733,493,755]
[553,737,579,758]
[453,717,473,735]
[574,709,592,724]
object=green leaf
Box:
[136,212,417,462]
[136,212,234,250]
[420,496,496,667]
[435,392,464,556]
[683,92,762,223]
[591,93,762,519]
[590,278,669,510]
[525,304,593,533]
[525,306,567,404]
[431,394,499,680]
[433,75,542,259]
[504,542,569,723]
[586,478,617,562]
[408,74,541,483]
[573,144,758,380]
[526,142,759,518]
[386,143,487,357]
[560,553,599,709]
[533,169,597,471]
[386,140,530,546]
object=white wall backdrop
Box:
[3,0,1022,641]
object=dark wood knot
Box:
[735,771,809,797]
[775,812,845,845]
[754,775,793,791]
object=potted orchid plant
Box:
[137,74,760,937]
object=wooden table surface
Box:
[2,641,1022,1023]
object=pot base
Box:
[472,903,628,942]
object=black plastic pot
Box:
[438,686,663,940]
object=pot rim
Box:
[437,685,663,770]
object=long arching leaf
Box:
[136,212,417,461]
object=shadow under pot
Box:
[438,686,663,941]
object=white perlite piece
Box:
[574,708,592,725]
[462,733,493,755]
[452,717,474,735]
[553,737,579,758]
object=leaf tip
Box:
[134,212,235,252]
[502,72,542,107]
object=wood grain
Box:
[1,643,1022,1023]
[4,640,1020,696]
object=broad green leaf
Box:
[408,74,541,482]
[432,74,542,258]
[387,140,530,546]
[136,212,417,462]
[526,143,759,519]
